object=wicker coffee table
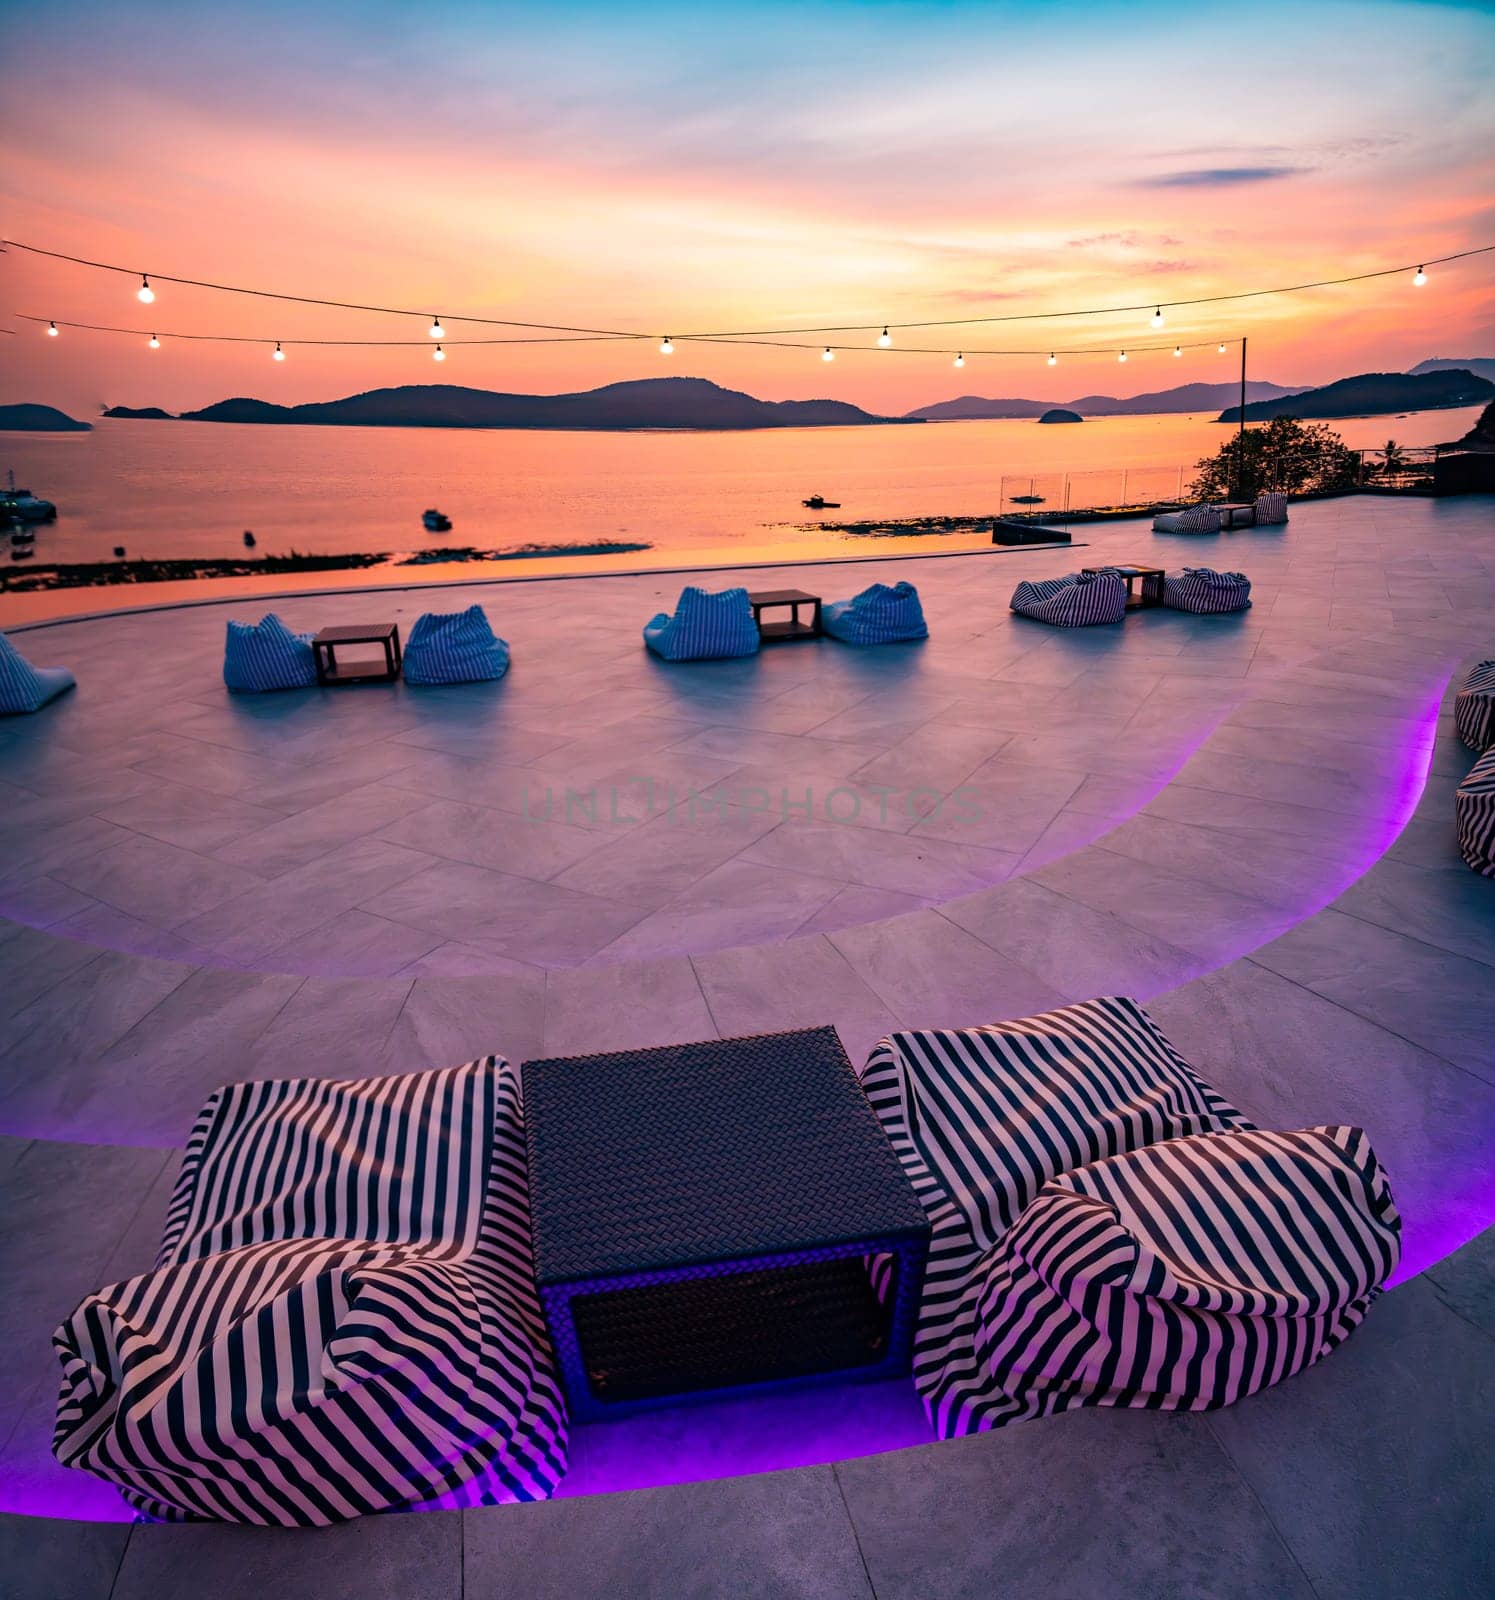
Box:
[523,1027,930,1420]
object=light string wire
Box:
[4,237,1490,342]
[12,314,1243,358]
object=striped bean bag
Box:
[1254,491,1289,524]
[0,629,75,714]
[969,1126,1400,1424]
[1454,659,1495,751]
[1161,567,1253,614]
[823,581,929,645]
[1153,505,1221,534]
[222,613,318,693]
[1009,570,1127,627]
[1455,745,1495,876]
[403,604,510,685]
[644,585,761,661]
[53,1058,568,1524]
[859,997,1250,1436]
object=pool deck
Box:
[1,493,1492,1597]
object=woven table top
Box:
[523,1026,927,1285]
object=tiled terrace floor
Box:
[1,493,1493,1597]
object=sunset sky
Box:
[3,0,1492,417]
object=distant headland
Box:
[1220,368,1494,422]
[0,403,92,432]
[112,378,922,433]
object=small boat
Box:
[113,546,127,558]
[0,489,56,522]
[10,543,33,560]
[10,523,35,543]
[243,530,257,548]
[423,508,453,532]
[802,495,841,510]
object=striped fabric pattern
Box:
[53,1058,568,1524]
[859,996,1250,1436]
[1161,567,1253,614]
[1009,570,1128,627]
[1254,491,1289,524]
[1152,506,1222,534]
[643,585,761,661]
[222,613,319,693]
[1454,659,1495,751]
[822,581,929,645]
[1455,745,1495,876]
[403,604,511,685]
[860,999,1399,1436]
[968,1126,1400,1424]
[0,629,75,715]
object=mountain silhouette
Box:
[175,378,916,432]
[1220,369,1494,422]
[905,380,1302,420]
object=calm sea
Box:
[2,406,1481,575]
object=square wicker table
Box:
[311,622,402,685]
[1083,562,1166,610]
[523,1027,930,1421]
[748,589,823,642]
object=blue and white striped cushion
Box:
[1179,505,1223,533]
[404,605,510,685]
[968,1125,1400,1425]
[1009,570,1127,627]
[1455,745,1495,877]
[0,630,75,714]
[53,1058,568,1524]
[1254,491,1289,524]
[823,581,928,645]
[1161,567,1253,614]
[222,613,318,693]
[643,585,761,661]
[1454,659,1495,751]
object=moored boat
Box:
[423,508,453,532]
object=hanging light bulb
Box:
[272,341,285,361]
[148,334,160,350]
[1118,349,1128,363]
[1173,345,1182,358]
[822,346,835,362]
[46,321,58,337]
[1150,306,1164,329]
[1413,265,1427,287]
[1218,342,1227,354]
[433,344,446,362]
[877,326,892,348]
[429,316,445,338]
[1047,352,1057,367]
[137,274,155,305]
[659,336,673,355]
[953,352,965,368]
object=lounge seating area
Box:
[1153,493,1290,533]
[1,492,1491,1597]
[51,998,1400,1523]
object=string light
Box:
[1173,345,1182,357]
[46,321,58,336]
[1413,265,1427,287]
[1218,342,1227,353]
[1150,306,1163,328]
[429,316,445,338]
[878,326,892,348]
[659,336,673,355]
[272,341,285,360]
[1118,349,1127,362]
[433,343,445,361]
[137,274,155,304]
[953,352,964,368]
[10,239,1479,342]
[1047,352,1057,366]
[148,333,160,349]
[822,346,834,361]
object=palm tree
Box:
[1380,439,1409,476]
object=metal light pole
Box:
[1237,336,1248,498]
